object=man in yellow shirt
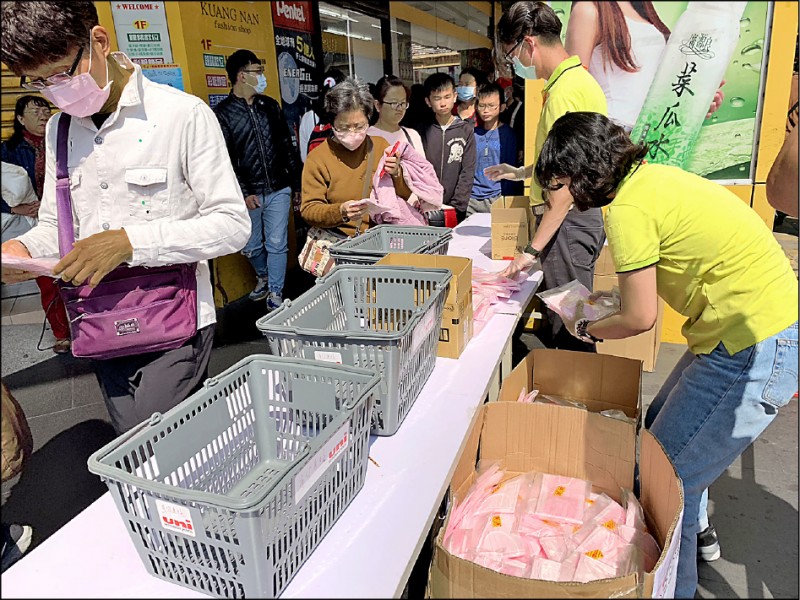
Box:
[487,1,607,352]
[537,111,798,599]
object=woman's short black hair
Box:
[225,49,260,86]
[8,95,51,149]
[535,112,647,211]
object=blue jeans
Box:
[241,187,291,295]
[645,322,798,598]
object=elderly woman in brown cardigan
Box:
[301,77,413,236]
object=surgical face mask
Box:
[248,73,267,94]
[334,129,367,151]
[513,56,537,80]
[40,38,112,118]
[456,86,475,102]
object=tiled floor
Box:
[1,293,46,326]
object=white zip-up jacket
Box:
[17,54,251,330]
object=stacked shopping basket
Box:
[88,225,454,597]
[329,224,452,266]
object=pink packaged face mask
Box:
[531,473,591,525]
[528,557,564,582]
[584,493,627,532]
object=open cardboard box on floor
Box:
[428,350,684,598]
[593,244,664,372]
[491,196,535,261]
[376,254,473,359]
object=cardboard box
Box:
[491,196,535,261]
[376,254,473,359]
[593,245,664,373]
[428,351,684,598]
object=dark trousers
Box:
[537,207,606,353]
[93,325,215,434]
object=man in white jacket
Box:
[0,1,250,433]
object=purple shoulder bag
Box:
[55,114,198,360]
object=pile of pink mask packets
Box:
[443,464,661,582]
[471,268,521,336]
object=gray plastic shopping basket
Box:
[256,265,452,436]
[329,224,452,266]
[87,355,380,598]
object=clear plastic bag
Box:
[535,394,588,411]
[537,279,620,323]
[600,409,637,424]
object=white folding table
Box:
[2,214,543,598]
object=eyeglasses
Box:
[20,46,84,91]
[243,66,265,75]
[332,122,369,134]
[381,100,409,111]
[24,107,52,117]
[477,103,500,110]
[502,38,524,67]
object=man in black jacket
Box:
[214,49,301,308]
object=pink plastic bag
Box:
[584,493,627,532]
[531,473,590,525]
[528,557,564,582]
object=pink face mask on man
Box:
[41,36,112,118]
[334,129,367,151]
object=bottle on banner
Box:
[630,2,748,169]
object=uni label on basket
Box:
[293,420,351,503]
[411,310,436,354]
[314,350,343,364]
[155,499,196,538]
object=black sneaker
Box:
[697,523,721,562]
[248,278,269,302]
[1,524,33,572]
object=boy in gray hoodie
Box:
[420,73,477,222]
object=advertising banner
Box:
[173,1,277,107]
[111,1,173,65]
[271,1,322,150]
[141,63,185,90]
[550,1,770,182]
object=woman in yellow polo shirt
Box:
[536,111,798,599]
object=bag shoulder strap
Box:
[55,114,75,257]
[400,126,414,146]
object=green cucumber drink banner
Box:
[549,1,770,182]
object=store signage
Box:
[205,74,229,88]
[203,53,226,69]
[111,2,173,64]
[272,1,313,33]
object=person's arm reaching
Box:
[581,266,659,340]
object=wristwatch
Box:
[341,205,350,223]
[575,318,602,343]
[523,244,541,259]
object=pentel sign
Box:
[272,1,314,33]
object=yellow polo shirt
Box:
[605,163,798,355]
[530,56,608,205]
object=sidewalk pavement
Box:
[1,304,797,598]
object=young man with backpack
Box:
[214,50,302,308]
[420,73,476,223]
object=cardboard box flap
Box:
[430,545,639,599]
[531,350,642,418]
[377,253,472,307]
[478,403,635,500]
[450,404,486,504]
[639,430,684,598]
